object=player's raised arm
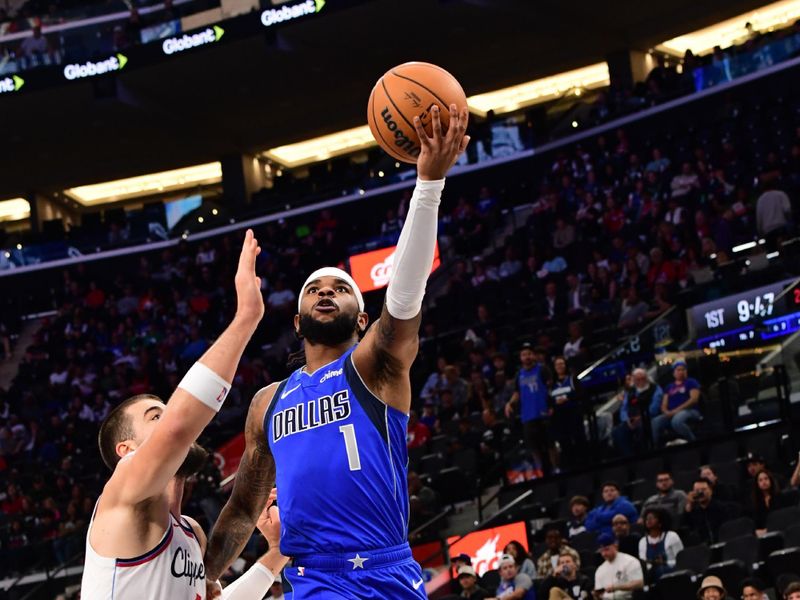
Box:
[205,384,276,582]
[104,229,264,507]
[354,104,469,412]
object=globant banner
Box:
[261,0,325,28]
[162,25,224,55]
[349,241,440,293]
[63,54,127,81]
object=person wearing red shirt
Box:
[646,248,676,286]
[603,197,626,234]
[407,410,431,449]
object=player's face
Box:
[295,276,367,346]
[123,399,208,478]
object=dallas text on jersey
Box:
[272,389,351,443]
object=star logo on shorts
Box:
[347,553,368,569]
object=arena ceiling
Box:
[1,0,771,199]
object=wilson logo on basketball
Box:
[380,107,420,158]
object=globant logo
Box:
[162,26,224,55]
[261,0,324,28]
[63,54,128,81]
[0,75,24,94]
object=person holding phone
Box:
[540,554,591,599]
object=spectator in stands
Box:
[671,162,701,198]
[566,496,590,538]
[642,471,688,520]
[548,356,586,468]
[586,482,638,537]
[699,464,738,502]
[266,278,295,315]
[592,532,644,600]
[457,565,490,599]
[536,525,580,579]
[741,578,768,600]
[541,280,566,319]
[756,181,792,244]
[380,208,403,241]
[562,321,586,364]
[540,553,592,600]
[267,576,285,598]
[651,361,702,445]
[443,365,470,410]
[697,575,727,600]
[505,343,553,474]
[503,540,536,579]
[683,478,728,544]
[618,287,649,329]
[611,514,640,556]
[493,553,534,599]
[749,469,787,534]
[638,508,682,582]
[420,357,447,405]
[19,25,50,61]
[612,368,662,456]
[408,471,438,533]
[785,582,800,600]
[406,410,430,450]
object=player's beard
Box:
[298,311,359,347]
[176,442,209,479]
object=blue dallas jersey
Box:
[264,345,410,557]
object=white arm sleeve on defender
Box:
[220,562,275,600]
[385,178,445,320]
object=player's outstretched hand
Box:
[234,229,264,325]
[256,488,280,549]
[414,103,470,181]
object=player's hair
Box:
[98,394,162,471]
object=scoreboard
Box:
[688,278,800,349]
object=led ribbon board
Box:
[261,0,325,27]
[162,25,224,55]
[63,53,128,80]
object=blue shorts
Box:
[283,543,427,599]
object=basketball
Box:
[367,62,468,164]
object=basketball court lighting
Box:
[64,162,222,205]
[658,0,800,55]
[0,198,31,222]
[466,63,610,117]
[263,63,609,168]
[733,241,758,253]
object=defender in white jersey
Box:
[81,230,288,600]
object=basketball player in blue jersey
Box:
[204,104,470,599]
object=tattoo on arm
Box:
[205,393,275,580]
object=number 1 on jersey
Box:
[338,424,362,471]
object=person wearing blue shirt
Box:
[585,482,639,537]
[505,343,553,474]
[612,368,663,456]
[651,361,702,446]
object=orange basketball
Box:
[367,62,468,164]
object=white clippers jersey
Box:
[81,508,206,600]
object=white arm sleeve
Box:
[219,562,275,600]
[385,178,445,320]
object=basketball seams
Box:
[368,82,410,163]
[388,69,453,114]
[380,78,421,159]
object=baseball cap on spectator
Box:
[569,495,590,508]
[597,532,616,547]
[745,452,766,464]
[499,554,516,566]
[520,342,533,350]
[457,565,477,578]
[672,360,687,370]
[452,553,471,564]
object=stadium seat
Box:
[745,431,779,465]
[530,481,561,507]
[707,439,739,464]
[408,446,425,471]
[598,465,629,488]
[758,531,785,561]
[673,469,698,493]
[564,473,594,499]
[718,517,756,542]
[420,453,447,475]
[722,535,759,570]
[767,547,800,580]
[676,544,711,573]
[784,524,800,548]
[569,530,598,552]
[628,479,657,502]
[766,507,800,533]
[452,448,477,475]
[429,435,449,454]
[480,568,500,592]
[633,457,664,481]
[705,559,749,595]
[655,569,699,600]
[668,447,703,473]
[710,462,743,491]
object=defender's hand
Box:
[234,229,264,325]
[256,488,280,549]
[414,104,470,181]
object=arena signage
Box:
[447,521,528,577]
[349,241,440,293]
[260,0,325,28]
[162,25,224,55]
[63,53,128,81]
[0,75,24,94]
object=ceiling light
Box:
[467,63,609,117]
[263,126,378,169]
[658,0,800,55]
[65,162,222,205]
[0,198,30,222]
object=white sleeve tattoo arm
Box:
[385,177,445,320]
